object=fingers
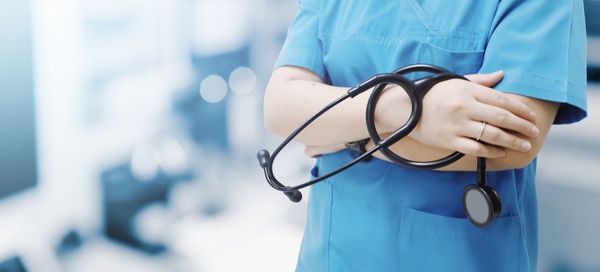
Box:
[304,144,346,158]
[464,121,532,152]
[464,71,504,87]
[470,103,539,138]
[453,138,506,158]
[474,89,537,122]
[304,146,322,158]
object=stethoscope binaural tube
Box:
[257,64,502,227]
[257,64,465,200]
[257,73,418,202]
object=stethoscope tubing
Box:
[258,64,501,226]
[259,73,415,194]
[258,64,471,199]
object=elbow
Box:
[263,106,281,136]
[497,145,541,170]
[511,137,547,168]
[505,153,537,169]
[262,83,286,137]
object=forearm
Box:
[366,94,559,171]
[264,67,410,146]
[365,137,531,171]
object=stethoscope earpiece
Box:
[257,149,271,168]
[285,191,303,202]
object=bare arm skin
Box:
[263,66,409,146]
[365,94,558,171]
[265,66,549,171]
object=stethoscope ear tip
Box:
[285,190,303,202]
[257,149,271,168]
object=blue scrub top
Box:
[274,1,588,271]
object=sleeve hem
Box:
[274,47,327,81]
[492,71,587,124]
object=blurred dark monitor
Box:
[0,256,27,272]
[586,0,600,36]
[0,0,38,199]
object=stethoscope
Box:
[257,64,501,227]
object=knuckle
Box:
[466,144,482,155]
[496,112,508,124]
[511,137,521,149]
[446,98,464,112]
[488,129,501,142]
[475,145,487,156]
[497,94,507,107]
[453,124,466,135]
[521,122,531,132]
[446,99,461,112]
[520,106,530,117]
[451,80,470,94]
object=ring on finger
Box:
[476,121,487,141]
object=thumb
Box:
[465,70,504,87]
[304,146,320,158]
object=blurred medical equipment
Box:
[0,0,37,200]
[258,64,501,227]
[174,47,253,152]
[0,256,27,272]
[586,0,600,80]
[101,135,195,254]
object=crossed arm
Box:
[263,66,559,171]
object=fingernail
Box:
[531,126,540,136]
[498,150,507,157]
[521,142,531,151]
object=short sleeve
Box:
[478,0,587,124]
[274,0,326,80]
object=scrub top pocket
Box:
[397,208,523,272]
[418,42,484,75]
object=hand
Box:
[304,144,346,158]
[377,71,539,158]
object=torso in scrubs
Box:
[274,1,588,271]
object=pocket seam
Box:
[422,41,485,55]
[397,207,523,271]
[398,207,521,240]
[419,42,485,75]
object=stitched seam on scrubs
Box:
[512,169,525,272]
[322,31,483,43]
[275,47,327,81]
[566,0,578,108]
[510,167,532,272]
[297,0,318,13]
[422,41,485,55]
[320,31,485,51]
[483,1,502,49]
[501,72,587,102]
[405,0,491,37]
[407,0,435,31]
[326,179,332,272]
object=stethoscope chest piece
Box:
[462,157,502,227]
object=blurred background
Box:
[0,0,598,271]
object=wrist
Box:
[374,85,411,133]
